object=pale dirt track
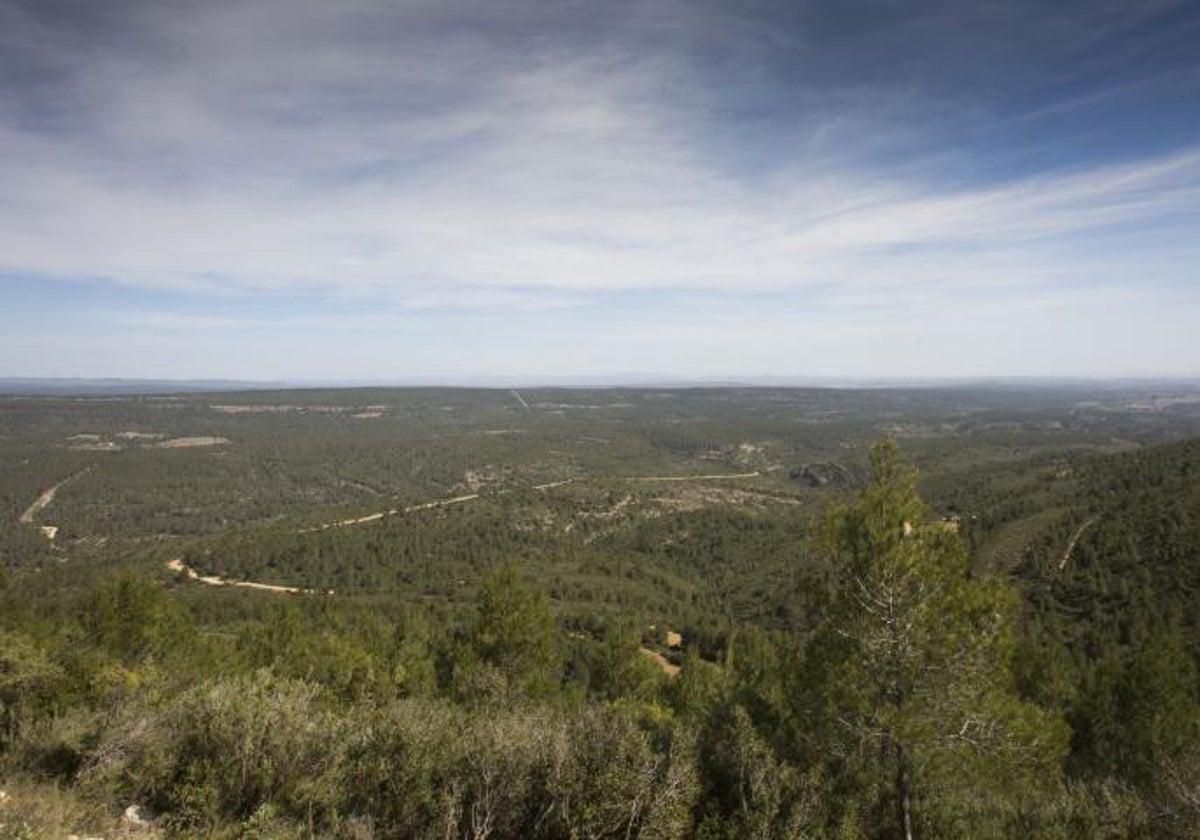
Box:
[626,471,760,483]
[18,467,92,528]
[300,493,481,533]
[1059,516,1099,571]
[306,471,763,533]
[169,470,764,594]
[155,436,230,448]
[166,558,330,595]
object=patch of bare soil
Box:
[211,404,296,414]
[155,436,230,448]
[463,466,510,492]
[212,404,387,415]
[640,648,681,677]
[68,441,121,451]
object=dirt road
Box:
[300,493,481,533]
[533,478,577,491]
[303,470,760,533]
[166,558,330,595]
[18,467,92,528]
[626,471,761,483]
[1059,516,1099,571]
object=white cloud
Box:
[1,0,1198,322]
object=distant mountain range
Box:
[2,376,1198,396]
[0,378,281,395]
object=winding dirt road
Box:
[305,471,763,533]
[18,467,91,524]
[18,467,92,540]
[168,469,765,594]
[1059,516,1099,571]
[166,558,331,595]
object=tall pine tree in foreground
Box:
[809,440,1067,838]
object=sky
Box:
[2,0,1199,382]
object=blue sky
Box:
[2,0,1199,380]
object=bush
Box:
[342,699,697,839]
[83,670,343,831]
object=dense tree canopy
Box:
[1,386,1199,837]
[808,440,1068,837]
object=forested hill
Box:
[2,388,1200,837]
[1008,439,1200,828]
[1021,437,1200,653]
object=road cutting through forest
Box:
[626,471,760,482]
[18,467,92,524]
[304,471,763,532]
[18,466,92,540]
[300,493,482,533]
[1059,516,1099,570]
[166,558,331,595]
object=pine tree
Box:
[457,566,560,701]
[810,440,1067,837]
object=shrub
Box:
[82,670,343,831]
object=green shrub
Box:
[84,670,343,830]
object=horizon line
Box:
[3,373,1200,397]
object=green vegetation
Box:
[1,385,1199,837]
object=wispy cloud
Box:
[1,0,1198,377]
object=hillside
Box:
[1,386,1199,838]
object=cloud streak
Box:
[1,0,1198,377]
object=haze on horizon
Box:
[2,0,1199,381]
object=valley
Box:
[2,383,1199,838]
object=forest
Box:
[1,384,1198,838]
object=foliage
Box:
[1,385,1199,836]
[806,440,1068,836]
